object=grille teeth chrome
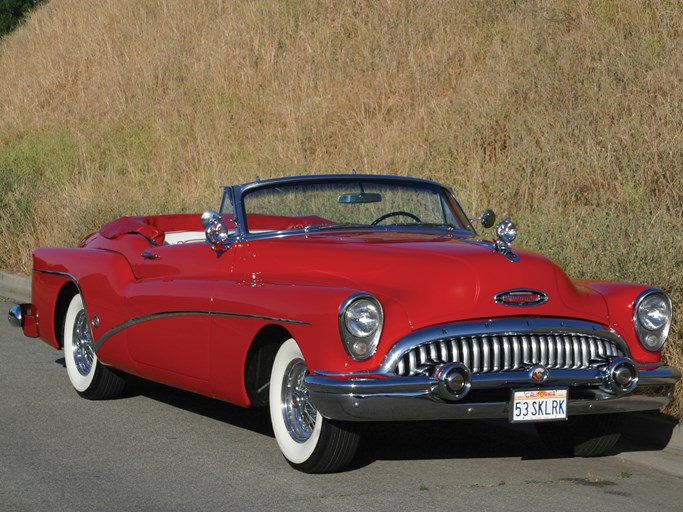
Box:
[393,332,623,377]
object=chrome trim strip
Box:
[379,318,630,374]
[34,269,82,289]
[34,270,310,352]
[93,310,310,353]
[34,269,90,341]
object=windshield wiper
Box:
[391,222,457,230]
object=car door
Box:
[124,240,234,392]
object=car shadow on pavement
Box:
[72,365,679,470]
[54,356,275,436]
[353,419,549,467]
[352,412,680,469]
[130,375,276,437]
[620,410,679,451]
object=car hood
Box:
[238,231,609,330]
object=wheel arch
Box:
[244,324,292,407]
[54,281,79,349]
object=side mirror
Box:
[201,210,230,251]
[470,209,496,229]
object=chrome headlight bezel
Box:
[338,292,383,360]
[633,289,672,352]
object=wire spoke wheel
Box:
[282,359,317,442]
[72,309,95,376]
[269,338,360,473]
[63,294,126,400]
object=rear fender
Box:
[32,248,135,353]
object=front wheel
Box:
[535,413,625,457]
[269,338,360,473]
[63,294,126,400]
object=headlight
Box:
[339,293,383,360]
[634,289,672,351]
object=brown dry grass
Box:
[0,0,681,417]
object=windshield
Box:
[239,179,469,234]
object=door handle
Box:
[141,251,160,260]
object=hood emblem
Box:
[495,289,548,307]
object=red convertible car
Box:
[8,174,680,473]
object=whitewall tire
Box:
[63,294,126,400]
[269,338,360,473]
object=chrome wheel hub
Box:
[72,310,95,376]
[281,359,317,443]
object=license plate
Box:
[510,388,568,423]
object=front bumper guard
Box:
[304,362,681,422]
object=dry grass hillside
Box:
[0,0,681,417]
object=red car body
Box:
[9,174,680,473]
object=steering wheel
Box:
[371,211,423,226]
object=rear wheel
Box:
[63,294,126,400]
[269,338,360,473]
[535,413,625,457]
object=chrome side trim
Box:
[34,269,90,343]
[34,269,83,291]
[93,310,310,353]
[34,270,310,353]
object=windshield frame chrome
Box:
[219,174,475,241]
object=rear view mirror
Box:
[338,193,382,204]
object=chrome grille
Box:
[393,332,623,376]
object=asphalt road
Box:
[2,301,682,512]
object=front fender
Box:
[210,280,412,375]
[578,279,663,364]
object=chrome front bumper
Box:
[304,364,681,422]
